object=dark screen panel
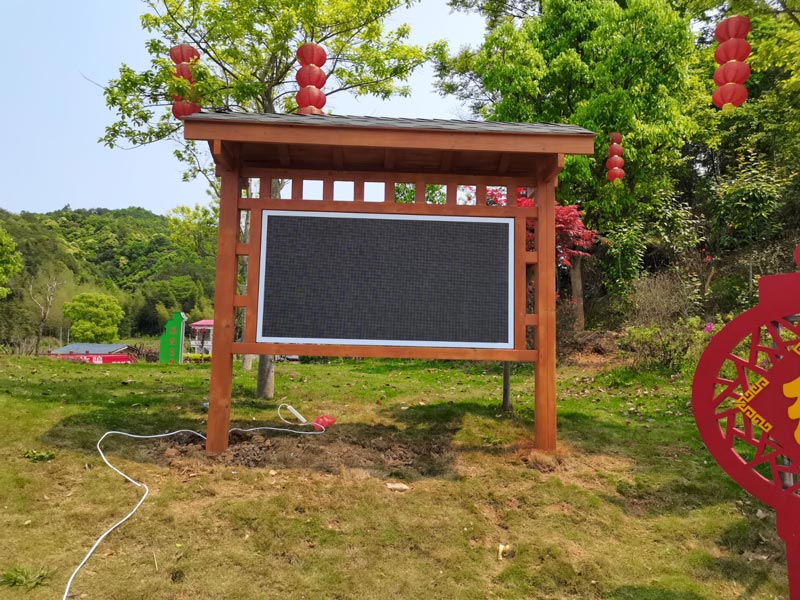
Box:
[257,211,513,347]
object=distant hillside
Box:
[0,206,215,348]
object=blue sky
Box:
[0,1,484,216]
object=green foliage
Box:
[709,153,788,250]
[0,566,51,590]
[436,0,699,289]
[63,293,125,343]
[0,223,22,299]
[618,316,708,371]
[102,0,432,184]
[393,183,447,204]
[0,207,216,347]
[1,355,790,597]
[22,449,56,462]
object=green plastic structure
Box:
[159,311,187,364]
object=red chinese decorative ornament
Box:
[714,15,751,42]
[715,38,752,64]
[296,64,327,89]
[713,60,751,86]
[295,43,328,116]
[296,86,327,109]
[171,100,201,119]
[297,43,327,68]
[174,62,194,83]
[169,44,202,119]
[169,43,200,65]
[712,16,751,111]
[606,133,625,183]
[692,244,800,598]
[712,83,748,110]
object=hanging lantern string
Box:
[295,43,327,115]
[606,132,625,183]
[169,43,202,120]
[712,16,751,111]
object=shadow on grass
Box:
[23,358,745,514]
[38,397,526,481]
[556,410,745,515]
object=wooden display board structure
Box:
[183,112,595,453]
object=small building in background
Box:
[189,319,214,355]
[50,343,132,364]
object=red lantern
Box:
[713,61,751,86]
[712,83,748,109]
[296,64,327,89]
[298,106,324,115]
[169,43,200,64]
[175,62,194,83]
[715,38,751,64]
[605,155,625,169]
[607,167,625,181]
[296,85,326,110]
[714,15,751,43]
[609,131,623,144]
[608,143,624,157]
[171,100,201,119]
[297,43,327,68]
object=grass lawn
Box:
[0,355,790,599]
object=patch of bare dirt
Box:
[152,429,455,479]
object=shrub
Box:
[627,271,700,329]
[618,316,708,372]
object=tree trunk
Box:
[34,322,44,356]
[256,355,275,399]
[242,354,256,370]
[501,361,513,412]
[570,255,585,331]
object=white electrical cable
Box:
[277,402,309,424]
[62,412,327,600]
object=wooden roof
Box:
[183,112,596,179]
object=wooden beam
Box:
[497,153,511,175]
[230,342,536,362]
[440,151,453,172]
[534,179,557,452]
[332,147,344,170]
[238,198,537,219]
[384,149,396,170]
[277,144,291,168]
[206,169,240,454]
[186,120,596,156]
[536,153,565,185]
[211,139,240,171]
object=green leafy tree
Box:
[63,293,125,343]
[436,0,701,291]
[0,225,22,299]
[103,0,436,397]
[102,0,433,187]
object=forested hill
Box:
[0,206,216,347]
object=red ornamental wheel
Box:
[693,302,800,510]
[692,250,800,590]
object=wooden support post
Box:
[534,179,557,451]
[206,169,240,454]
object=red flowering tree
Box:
[479,186,598,329]
[482,186,596,265]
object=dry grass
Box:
[0,356,790,599]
